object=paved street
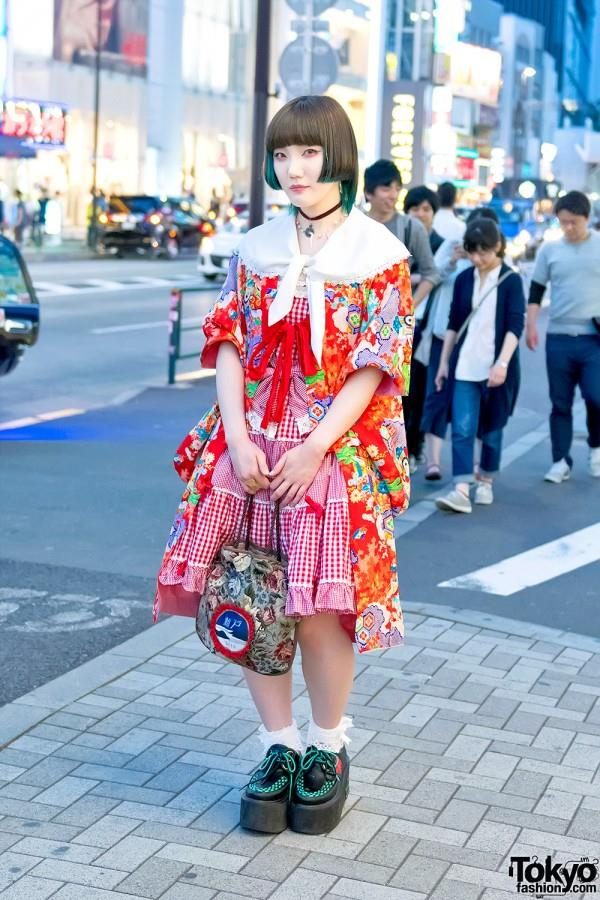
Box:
[1,258,599,897]
[0,257,218,424]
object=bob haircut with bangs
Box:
[463,218,505,259]
[264,95,358,215]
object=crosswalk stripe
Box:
[91,316,204,335]
[34,277,214,297]
[0,408,85,432]
[438,522,600,596]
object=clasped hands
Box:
[229,435,325,507]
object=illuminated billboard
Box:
[381,81,426,187]
[54,0,148,76]
[0,98,67,148]
[449,42,502,107]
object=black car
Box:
[96,195,215,259]
[0,236,40,375]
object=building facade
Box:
[500,0,595,125]
[1,0,254,228]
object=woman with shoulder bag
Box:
[434,218,525,513]
[154,96,414,834]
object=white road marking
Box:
[33,281,79,294]
[0,408,85,431]
[175,368,216,382]
[0,588,148,633]
[91,316,204,335]
[34,275,211,297]
[439,522,600,596]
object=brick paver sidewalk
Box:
[0,600,599,899]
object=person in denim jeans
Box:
[526,190,600,483]
[434,219,525,513]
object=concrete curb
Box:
[2,600,599,750]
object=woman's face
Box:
[273,145,340,214]
[468,244,502,272]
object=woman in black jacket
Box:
[434,219,525,513]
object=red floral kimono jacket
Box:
[161,207,414,653]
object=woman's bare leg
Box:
[243,668,294,731]
[297,613,354,728]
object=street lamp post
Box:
[248,0,272,230]
[89,0,102,248]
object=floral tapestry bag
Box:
[195,496,298,675]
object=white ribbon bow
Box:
[267,253,326,367]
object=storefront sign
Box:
[449,42,502,107]
[0,99,67,148]
[54,0,148,76]
[456,147,478,183]
[381,81,425,187]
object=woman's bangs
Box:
[266,106,324,153]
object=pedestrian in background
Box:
[421,207,501,480]
[402,185,445,471]
[404,185,444,254]
[156,96,413,835]
[526,190,600,483]
[435,218,525,513]
[364,160,440,470]
[12,190,27,247]
[433,181,466,242]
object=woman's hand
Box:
[229,437,271,495]
[269,441,326,507]
[435,359,449,392]
[488,363,508,388]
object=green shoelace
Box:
[249,746,298,800]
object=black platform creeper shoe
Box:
[289,745,350,834]
[240,744,300,833]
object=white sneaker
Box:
[590,447,600,478]
[544,459,571,484]
[436,488,472,514]
[409,455,418,475]
[474,481,494,505]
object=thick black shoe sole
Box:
[240,793,288,834]
[288,781,349,835]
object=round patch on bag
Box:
[210,604,255,659]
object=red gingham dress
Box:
[157,293,356,620]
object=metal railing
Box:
[167,286,204,385]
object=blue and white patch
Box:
[210,604,255,659]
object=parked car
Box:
[198,213,249,280]
[96,195,215,259]
[0,236,39,376]
[198,206,283,280]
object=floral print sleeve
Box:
[201,253,246,368]
[341,261,414,396]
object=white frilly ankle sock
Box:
[257,720,303,754]
[306,715,352,753]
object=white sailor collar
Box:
[237,206,410,366]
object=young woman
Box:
[434,218,525,513]
[421,208,501,481]
[154,96,414,834]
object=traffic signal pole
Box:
[248,0,272,230]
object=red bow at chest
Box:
[247,316,319,429]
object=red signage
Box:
[0,99,67,147]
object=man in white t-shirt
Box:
[526,190,600,483]
[433,182,466,242]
